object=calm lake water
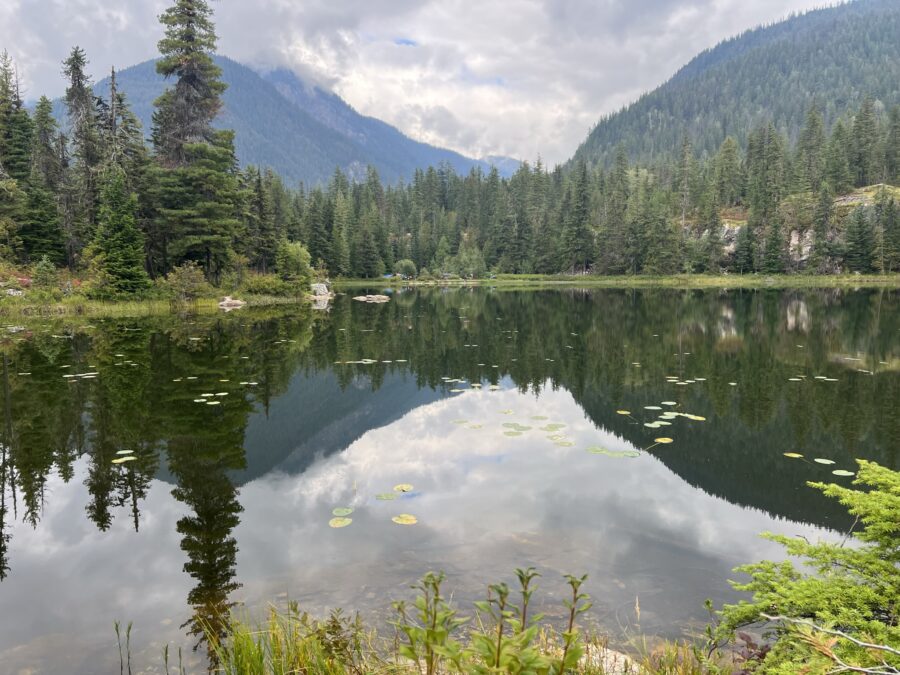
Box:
[0,287,897,674]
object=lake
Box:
[0,287,897,674]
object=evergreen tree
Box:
[808,184,833,273]
[61,47,102,265]
[153,0,226,164]
[331,191,352,276]
[733,225,755,274]
[825,120,854,194]
[844,206,875,273]
[797,105,826,192]
[89,168,150,295]
[852,97,879,187]
[880,197,900,273]
[714,136,743,206]
[702,189,723,272]
[0,54,32,184]
[0,171,23,260]
[762,216,785,274]
[560,162,592,273]
[886,105,900,184]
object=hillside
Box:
[75,56,517,186]
[571,0,900,167]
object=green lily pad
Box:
[784,453,804,459]
[586,447,640,458]
[554,441,575,447]
[504,431,523,437]
[814,458,836,465]
[616,410,631,415]
[111,456,137,464]
[332,507,354,517]
[654,437,674,444]
[376,493,397,501]
[329,517,353,528]
[832,470,855,477]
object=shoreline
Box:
[334,273,900,290]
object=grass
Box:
[0,293,310,318]
[177,571,737,675]
[334,273,900,290]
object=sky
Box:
[1,0,834,164]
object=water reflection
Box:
[0,288,897,673]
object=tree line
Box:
[1,0,900,295]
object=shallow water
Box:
[0,287,897,673]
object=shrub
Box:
[717,460,900,673]
[394,258,417,278]
[240,273,293,297]
[31,255,58,290]
[161,262,211,303]
[275,240,313,285]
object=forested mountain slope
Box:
[571,0,900,168]
[65,57,516,186]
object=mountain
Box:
[79,56,518,186]
[571,0,900,167]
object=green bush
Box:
[241,273,294,297]
[31,255,58,290]
[275,240,313,285]
[394,258,417,278]
[718,460,900,673]
[160,262,211,303]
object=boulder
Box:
[218,296,247,310]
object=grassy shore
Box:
[0,294,310,319]
[335,273,900,290]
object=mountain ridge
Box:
[570,0,900,167]
[57,55,519,186]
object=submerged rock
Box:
[353,294,391,303]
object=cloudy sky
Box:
[1,0,831,163]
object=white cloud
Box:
[2,0,829,163]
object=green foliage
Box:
[30,255,57,290]
[719,461,900,673]
[160,261,210,302]
[240,273,294,297]
[274,240,312,286]
[87,168,150,297]
[394,258,417,278]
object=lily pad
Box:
[832,470,855,477]
[392,514,418,525]
[644,405,662,411]
[504,431,523,437]
[654,438,674,444]
[616,410,631,415]
[586,447,641,458]
[112,456,137,464]
[393,484,414,493]
[329,517,353,528]
[554,441,575,447]
[814,458,836,465]
[375,493,397,501]
[661,401,677,406]
[783,453,804,459]
[332,507,354,517]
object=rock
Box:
[5,288,24,297]
[311,283,330,297]
[218,296,247,310]
[352,294,391,303]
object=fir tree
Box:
[852,97,879,187]
[808,184,833,274]
[90,167,150,295]
[844,206,875,273]
[153,0,226,165]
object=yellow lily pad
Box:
[329,517,353,528]
[393,484,414,493]
[654,438,674,444]
[392,514,418,525]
